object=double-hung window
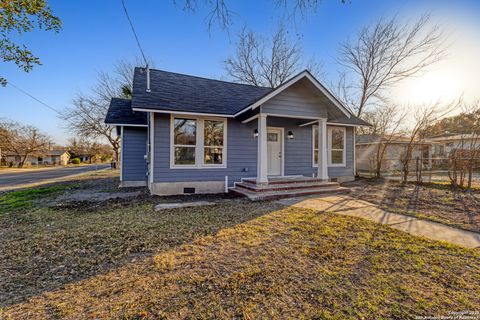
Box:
[328,127,346,166]
[171,116,226,168]
[173,118,197,165]
[312,126,346,167]
[313,126,319,166]
[203,120,225,165]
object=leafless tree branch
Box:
[338,14,447,117]
[223,24,322,87]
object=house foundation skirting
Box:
[120,180,147,187]
[151,181,226,196]
[333,175,355,183]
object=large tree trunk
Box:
[19,154,29,168]
[113,147,120,165]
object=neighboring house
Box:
[4,150,70,166]
[105,68,369,197]
[428,133,480,157]
[356,134,432,173]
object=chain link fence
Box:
[357,156,480,186]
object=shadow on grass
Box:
[345,178,480,233]
[0,178,281,308]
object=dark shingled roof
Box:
[131,67,273,115]
[105,98,147,125]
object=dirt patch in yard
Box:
[344,178,480,233]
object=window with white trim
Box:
[173,118,197,165]
[328,127,346,166]
[203,120,224,165]
[313,126,319,166]
[171,116,226,168]
[312,126,346,167]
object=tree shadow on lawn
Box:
[345,178,480,233]
[0,188,282,308]
[4,200,478,319]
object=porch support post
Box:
[256,113,268,184]
[317,118,329,181]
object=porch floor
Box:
[230,176,350,201]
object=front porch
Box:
[229,175,350,201]
[250,113,330,185]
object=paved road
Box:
[0,164,110,190]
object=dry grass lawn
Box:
[1,180,479,319]
[346,179,480,233]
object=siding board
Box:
[153,114,257,187]
[261,79,329,118]
[122,127,148,181]
[152,114,354,187]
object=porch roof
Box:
[105,98,148,126]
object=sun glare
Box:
[399,68,464,105]
[391,13,480,107]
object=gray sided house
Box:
[105,68,369,196]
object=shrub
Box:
[71,158,81,164]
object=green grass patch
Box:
[0,185,71,211]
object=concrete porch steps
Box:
[235,181,340,193]
[229,177,350,201]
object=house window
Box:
[173,118,197,165]
[171,116,227,168]
[204,120,224,165]
[313,126,319,166]
[312,126,346,167]
[328,127,346,166]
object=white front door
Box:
[267,128,282,176]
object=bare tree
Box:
[447,99,480,189]
[466,100,480,189]
[60,59,143,162]
[0,120,52,167]
[224,24,322,88]
[67,137,113,163]
[400,99,460,183]
[62,96,121,162]
[362,105,406,178]
[338,14,447,117]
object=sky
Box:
[1,0,479,144]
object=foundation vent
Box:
[183,187,195,194]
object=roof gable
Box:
[235,70,352,118]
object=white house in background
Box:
[428,133,480,157]
[356,134,432,173]
[4,150,70,166]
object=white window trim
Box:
[120,126,124,181]
[312,125,347,167]
[169,114,227,169]
[328,126,346,167]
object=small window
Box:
[313,126,319,166]
[268,133,278,142]
[204,120,224,165]
[173,118,197,165]
[329,127,346,166]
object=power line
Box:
[7,82,61,115]
[121,0,149,67]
